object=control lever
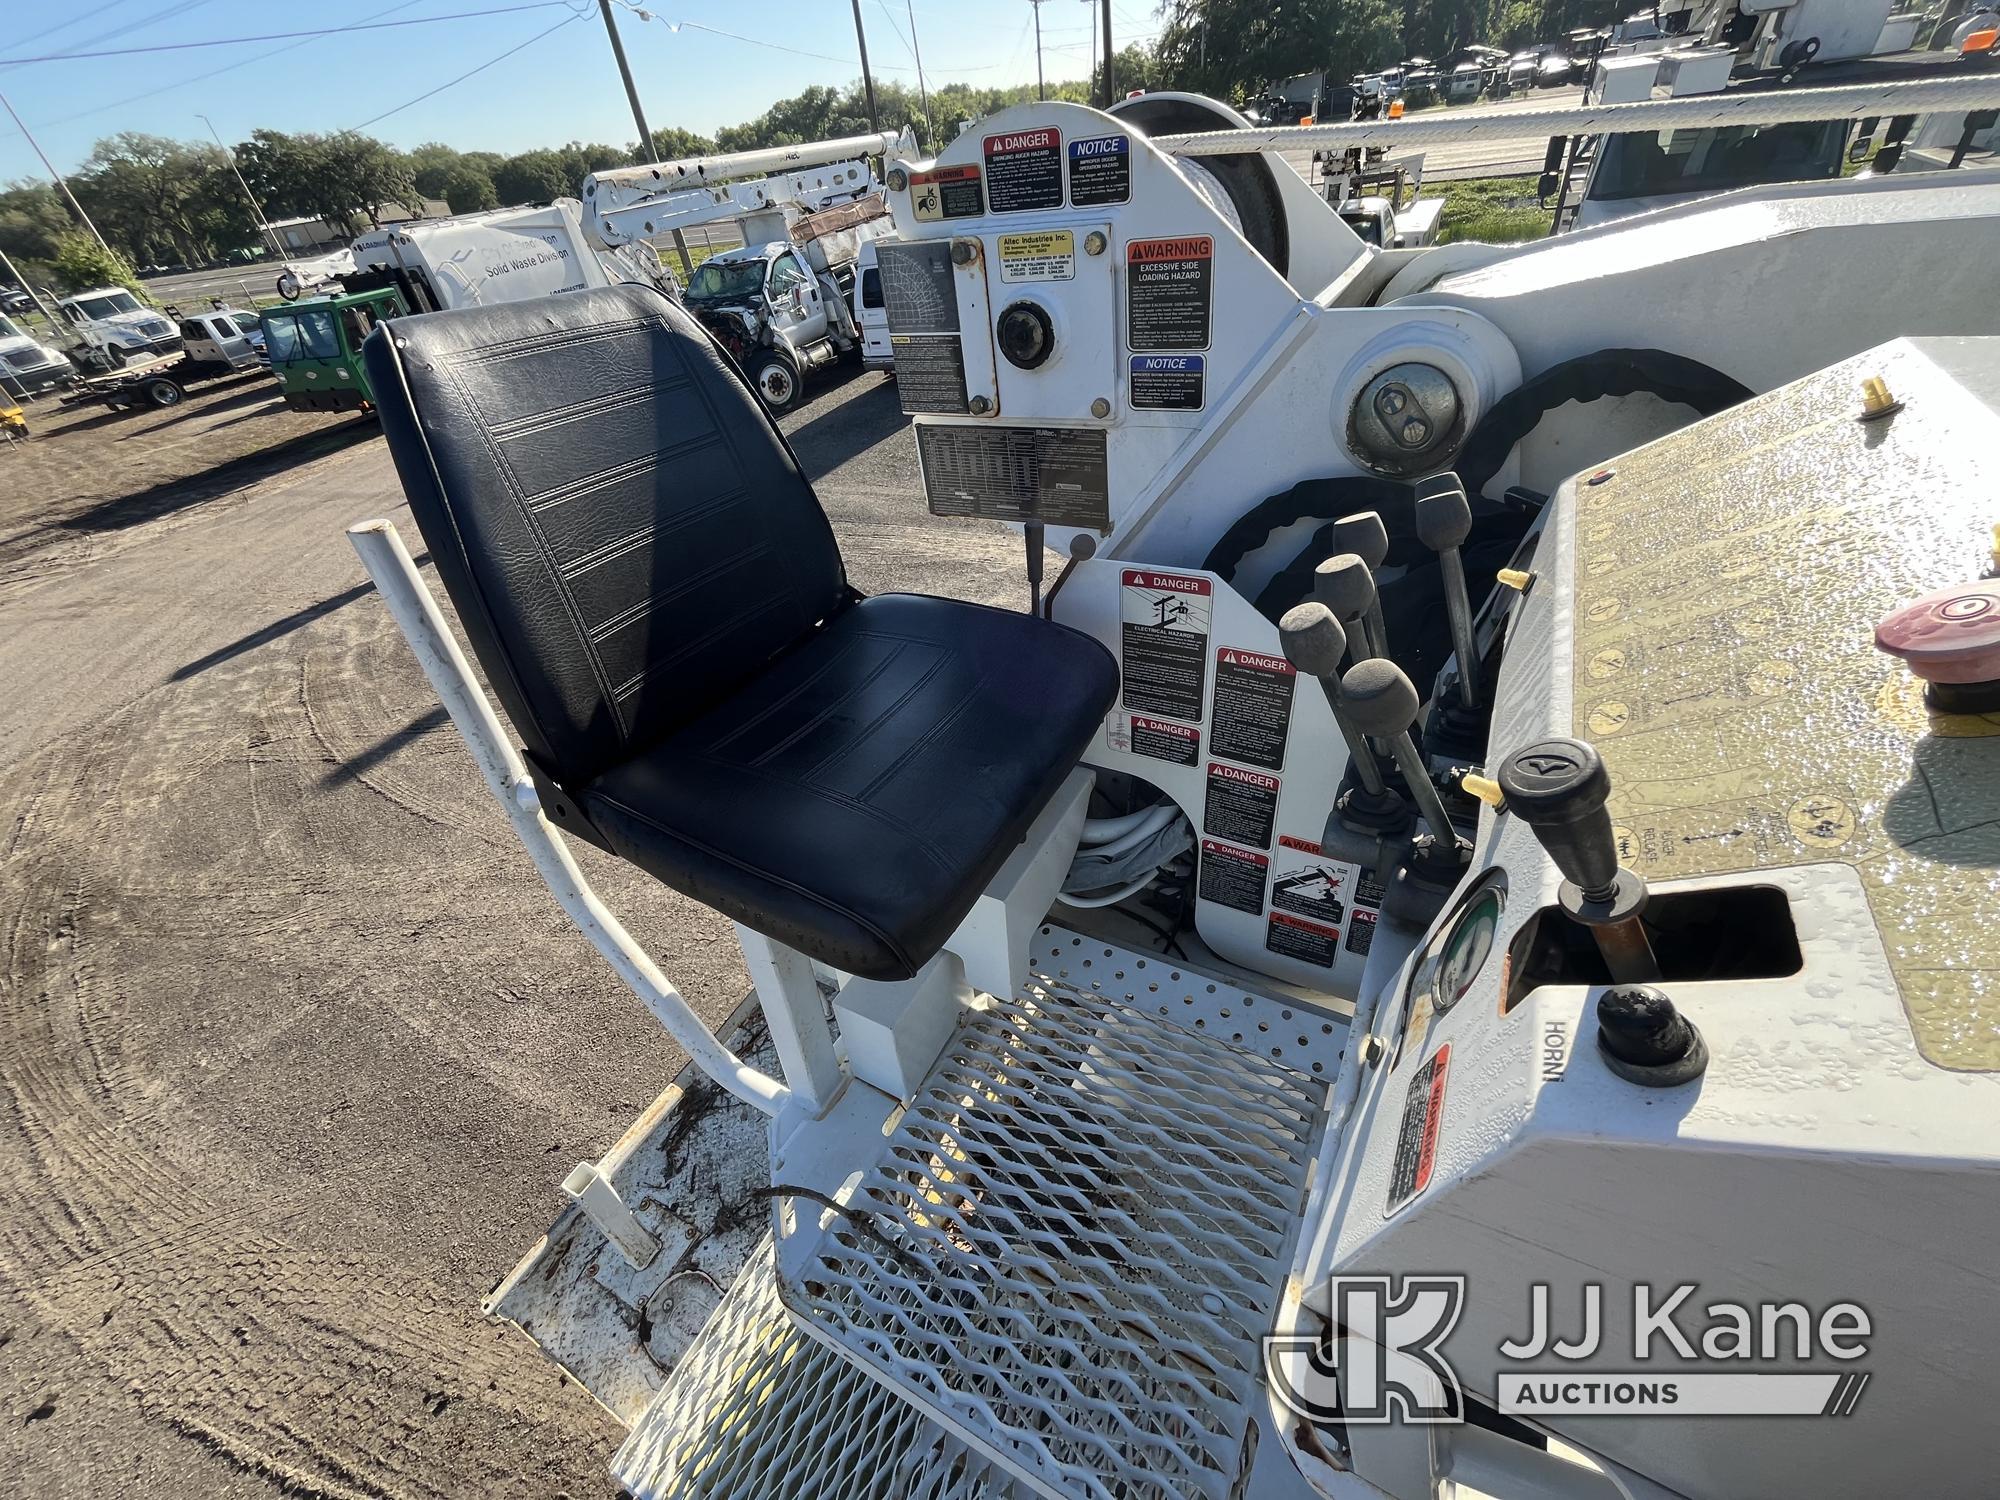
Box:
[1342,657,1473,924]
[1497,737,1660,984]
[1278,604,1411,867]
[1314,554,1385,664]
[1332,511,1391,661]
[1025,522,1046,617]
[1042,531,1095,618]
[1414,477,1481,710]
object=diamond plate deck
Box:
[778,954,1332,1500]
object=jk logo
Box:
[1265,1275,1467,1424]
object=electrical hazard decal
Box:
[1198,838,1267,915]
[1203,762,1279,849]
[1120,571,1212,723]
[998,229,1075,283]
[1067,133,1131,205]
[1126,235,1212,352]
[908,163,983,221]
[1130,714,1200,766]
[1387,1044,1450,1217]
[1211,647,1296,771]
[1129,354,1204,412]
[984,128,1064,212]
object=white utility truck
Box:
[0,311,76,395]
[53,286,181,370]
[349,74,2000,1500]
[584,136,905,411]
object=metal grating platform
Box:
[613,1240,1018,1499]
[779,964,1331,1500]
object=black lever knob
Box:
[1341,658,1457,844]
[1313,553,1381,660]
[1497,737,1619,900]
[1281,604,1388,797]
[1333,511,1389,570]
[1413,477,1472,551]
[1415,478,1479,710]
[1597,984,1708,1087]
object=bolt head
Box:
[1400,417,1431,447]
[950,240,976,265]
[1377,385,1408,417]
[1084,230,1108,255]
[887,166,909,192]
[1090,396,1111,418]
[968,394,992,415]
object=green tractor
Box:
[262,286,409,413]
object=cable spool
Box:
[1110,93,1291,279]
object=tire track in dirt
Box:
[1,598,617,1497]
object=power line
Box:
[21,0,437,133]
[352,9,589,129]
[0,3,578,66]
[8,0,139,54]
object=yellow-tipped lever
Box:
[1460,772,1504,809]
[1496,567,1534,592]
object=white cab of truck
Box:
[56,287,182,370]
[350,199,673,311]
[0,312,76,394]
[852,238,892,371]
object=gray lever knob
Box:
[1313,553,1382,659]
[1279,602,1347,679]
[1415,478,1479,709]
[1414,487,1472,551]
[1497,737,1619,899]
[1333,511,1390,570]
[1340,658,1456,843]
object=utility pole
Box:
[1100,0,1116,105]
[198,113,283,261]
[1083,0,1098,99]
[851,0,879,131]
[906,1,935,146]
[596,0,692,279]
[0,89,113,256]
[1031,0,1046,101]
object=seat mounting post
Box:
[734,925,844,1118]
[346,518,791,1118]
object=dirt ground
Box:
[0,363,1019,1498]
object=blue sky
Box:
[1,0,1163,178]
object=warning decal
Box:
[1211,647,1296,771]
[1126,235,1212,352]
[1267,911,1340,969]
[1132,715,1200,767]
[984,128,1064,212]
[1129,354,1204,412]
[1271,836,1349,926]
[1203,762,1279,849]
[918,426,1110,528]
[1346,908,1378,956]
[1387,1044,1450,1216]
[908,163,983,220]
[1068,133,1131,204]
[998,229,1075,283]
[1198,837,1267,915]
[1120,570,1212,723]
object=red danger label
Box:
[1122,569,1211,593]
[1217,648,1294,675]
[985,128,1059,154]
[1128,236,1213,263]
[1388,1044,1451,1215]
[1135,715,1196,739]
[1208,762,1278,790]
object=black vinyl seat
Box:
[365,285,1117,981]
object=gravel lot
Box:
[0,361,1012,1498]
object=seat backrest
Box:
[366,284,848,784]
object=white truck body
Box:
[55,287,182,370]
[852,238,892,372]
[0,312,76,394]
[351,199,673,311]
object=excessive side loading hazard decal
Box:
[1126,236,1213,352]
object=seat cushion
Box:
[579,594,1118,980]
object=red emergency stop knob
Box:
[1875,579,2000,711]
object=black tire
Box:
[141,376,184,408]
[748,350,802,414]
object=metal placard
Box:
[917,424,1110,529]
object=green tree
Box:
[48,232,143,294]
[236,128,417,235]
[491,149,572,205]
[642,126,716,162]
[1156,0,1402,101]
[0,181,71,265]
[70,132,256,265]
[437,161,500,214]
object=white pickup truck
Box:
[1335,192,1446,247]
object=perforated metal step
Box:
[777,954,1332,1500]
[613,1240,1017,1499]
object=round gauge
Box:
[1433,883,1503,1014]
